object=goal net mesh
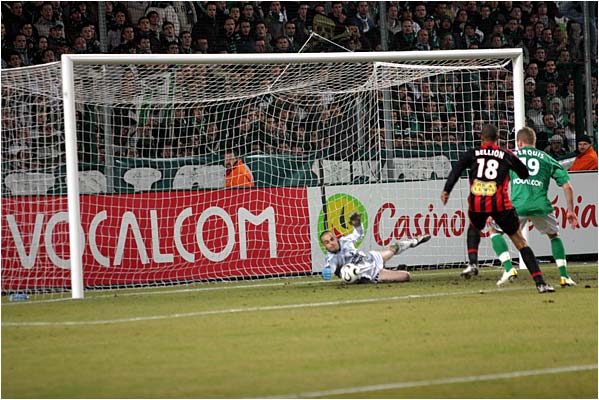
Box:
[1,56,515,295]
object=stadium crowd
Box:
[1,1,598,175]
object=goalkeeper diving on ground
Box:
[320,212,431,283]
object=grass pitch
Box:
[2,262,597,398]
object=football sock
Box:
[391,241,412,255]
[520,246,545,285]
[551,237,568,277]
[490,233,513,272]
[467,225,480,265]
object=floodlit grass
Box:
[2,263,597,398]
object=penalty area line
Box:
[271,364,598,398]
[2,286,528,327]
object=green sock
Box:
[551,237,568,277]
[491,233,513,272]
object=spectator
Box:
[166,41,179,54]
[12,33,33,66]
[76,2,95,27]
[536,2,556,30]
[137,16,160,53]
[329,1,349,33]
[414,28,431,51]
[556,49,573,81]
[487,19,508,47]
[263,1,286,40]
[563,111,577,150]
[458,22,482,48]
[524,76,537,104]
[220,17,239,53]
[254,38,267,53]
[236,20,254,53]
[254,22,273,52]
[72,35,88,54]
[47,24,67,53]
[192,36,208,53]
[541,59,559,84]
[569,135,598,171]
[437,16,453,38]
[538,112,557,150]
[81,23,101,53]
[543,82,560,111]
[35,2,61,39]
[114,25,135,53]
[178,30,193,53]
[283,21,298,52]
[32,36,49,63]
[241,3,259,26]
[146,2,180,36]
[192,3,219,52]
[504,18,522,46]
[383,3,401,35]
[452,8,469,35]
[549,97,567,127]
[413,3,429,29]
[420,15,439,48]
[5,2,28,39]
[393,19,416,50]
[172,2,197,34]
[224,149,254,188]
[39,48,56,64]
[5,50,23,68]
[477,4,494,38]
[527,95,544,132]
[438,32,455,50]
[292,3,310,46]
[228,5,241,25]
[107,10,128,51]
[545,133,569,158]
[531,46,547,67]
[348,1,376,36]
[65,8,86,44]
[160,20,180,51]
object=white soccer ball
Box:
[340,263,360,283]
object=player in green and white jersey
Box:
[490,127,579,287]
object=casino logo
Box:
[318,194,368,253]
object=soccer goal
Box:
[1,50,525,298]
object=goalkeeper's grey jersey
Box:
[325,225,365,275]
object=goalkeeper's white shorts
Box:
[355,251,385,282]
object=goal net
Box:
[1,51,524,297]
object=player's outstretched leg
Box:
[461,225,480,279]
[410,234,431,248]
[491,232,518,286]
[389,234,431,256]
[519,246,555,293]
[550,236,576,286]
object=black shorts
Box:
[469,209,520,235]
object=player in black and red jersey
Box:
[441,124,554,293]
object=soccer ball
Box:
[340,263,360,283]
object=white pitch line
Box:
[2,286,528,327]
[272,364,599,398]
[1,269,493,306]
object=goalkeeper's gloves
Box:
[349,212,362,227]
[321,266,332,280]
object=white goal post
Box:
[2,49,525,299]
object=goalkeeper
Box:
[487,127,579,287]
[320,212,430,283]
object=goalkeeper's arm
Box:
[343,212,364,243]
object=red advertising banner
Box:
[1,188,312,289]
